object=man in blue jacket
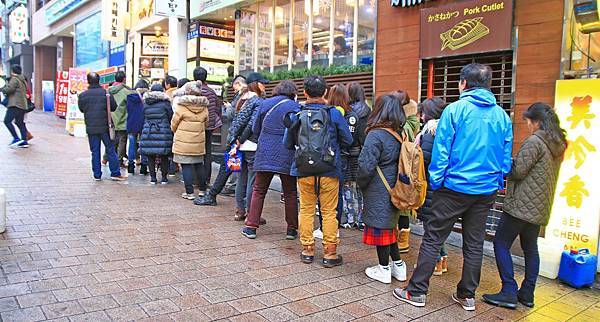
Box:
[394,63,513,311]
[284,76,353,268]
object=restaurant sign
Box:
[420,0,513,59]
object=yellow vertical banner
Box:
[545,79,600,254]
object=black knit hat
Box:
[150,84,164,92]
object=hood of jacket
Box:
[143,91,170,105]
[127,91,144,105]
[535,130,567,158]
[108,83,129,95]
[460,88,497,108]
[422,119,440,136]
[403,114,421,141]
[174,95,209,114]
[13,75,26,84]
[173,81,202,98]
[351,101,370,118]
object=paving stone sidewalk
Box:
[0,111,598,321]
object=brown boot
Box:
[301,244,315,264]
[322,244,343,268]
[441,255,448,273]
[433,260,443,276]
[398,228,410,253]
[234,208,246,221]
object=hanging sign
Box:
[55,71,69,118]
[420,0,513,59]
[101,0,125,43]
[9,6,29,43]
[65,68,88,135]
[109,44,126,67]
[45,0,90,25]
[154,0,187,19]
[190,0,244,19]
[544,79,600,255]
[197,23,235,40]
[141,35,169,56]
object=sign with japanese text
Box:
[545,79,600,255]
[9,6,28,43]
[196,23,235,40]
[141,35,169,56]
[154,0,187,19]
[420,0,513,59]
[65,68,88,135]
[55,71,69,117]
[101,0,125,43]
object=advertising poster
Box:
[75,12,109,72]
[544,79,600,254]
[55,71,69,117]
[200,61,230,83]
[42,81,55,112]
[65,68,88,135]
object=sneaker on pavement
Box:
[393,288,426,307]
[341,223,352,229]
[452,293,476,311]
[93,177,102,181]
[433,260,444,276]
[110,175,127,181]
[286,228,298,240]
[194,194,217,206]
[181,193,195,200]
[391,260,407,281]
[482,292,517,309]
[161,178,169,185]
[150,177,158,185]
[17,141,29,148]
[313,229,323,240]
[242,227,257,239]
[9,138,23,147]
[365,265,391,284]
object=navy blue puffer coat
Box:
[139,91,174,156]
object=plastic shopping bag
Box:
[225,144,243,173]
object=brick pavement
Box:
[0,110,598,321]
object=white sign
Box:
[150,68,165,79]
[154,0,187,19]
[142,35,169,56]
[101,0,125,43]
[9,6,29,44]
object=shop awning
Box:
[391,0,426,7]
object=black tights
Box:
[147,155,169,179]
[376,242,401,266]
[398,215,410,230]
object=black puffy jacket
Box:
[417,120,438,219]
[78,85,117,135]
[139,91,174,156]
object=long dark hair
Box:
[327,84,351,113]
[347,82,366,104]
[524,102,567,146]
[366,93,406,132]
[418,97,447,122]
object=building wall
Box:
[33,46,57,109]
[375,0,565,151]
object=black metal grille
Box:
[419,51,514,236]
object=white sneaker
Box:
[313,229,323,240]
[392,260,407,281]
[365,265,392,284]
[181,193,195,200]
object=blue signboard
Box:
[109,44,126,67]
[75,12,108,72]
[45,0,90,25]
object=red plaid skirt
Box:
[363,226,398,246]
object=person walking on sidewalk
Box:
[358,93,408,284]
[284,76,353,267]
[394,63,513,311]
[193,67,223,186]
[78,72,126,181]
[416,97,449,276]
[104,71,131,166]
[2,65,30,148]
[126,80,149,175]
[483,103,566,309]
[139,84,174,185]
[242,80,300,239]
[171,81,209,200]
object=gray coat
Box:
[504,130,566,226]
[358,129,402,229]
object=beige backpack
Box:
[375,128,427,211]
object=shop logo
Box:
[440,17,489,51]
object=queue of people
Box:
[71,63,567,312]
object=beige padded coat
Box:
[171,83,209,156]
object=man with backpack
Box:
[284,76,353,267]
[2,65,30,148]
[394,63,513,311]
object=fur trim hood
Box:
[173,81,202,98]
[422,119,440,136]
[174,95,209,113]
[143,91,170,104]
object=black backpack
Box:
[294,106,336,175]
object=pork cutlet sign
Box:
[420,0,513,59]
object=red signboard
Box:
[420,0,513,59]
[54,71,69,117]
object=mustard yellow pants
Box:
[298,176,339,246]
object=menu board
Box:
[239,11,255,72]
[139,57,168,80]
[200,61,230,83]
[200,38,235,61]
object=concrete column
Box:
[167,17,188,79]
[33,46,57,110]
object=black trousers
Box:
[208,160,231,197]
[407,188,496,298]
[204,131,213,185]
[181,163,207,194]
[4,107,27,140]
[147,155,169,179]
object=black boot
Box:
[128,163,135,174]
[194,194,217,206]
[517,290,535,308]
[482,292,518,309]
[140,164,148,175]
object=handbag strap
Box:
[376,165,392,194]
[106,91,113,126]
[262,99,290,130]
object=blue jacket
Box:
[253,96,301,174]
[284,102,353,178]
[126,90,146,134]
[429,88,513,195]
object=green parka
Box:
[108,84,132,131]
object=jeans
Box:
[88,133,121,179]
[204,131,213,185]
[181,162,207,194]
[4,107,27,140]
[336,157,347,223]
[407,188,496,298]
[493,212,540,298]
[246,172,298,229]
[104,130,127,162]
[208,158,232,197]
[298,176,339,246]
[235,153,256,210]
[342,182,363,225]
[127,134,147,165]
[147,155,169,180]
